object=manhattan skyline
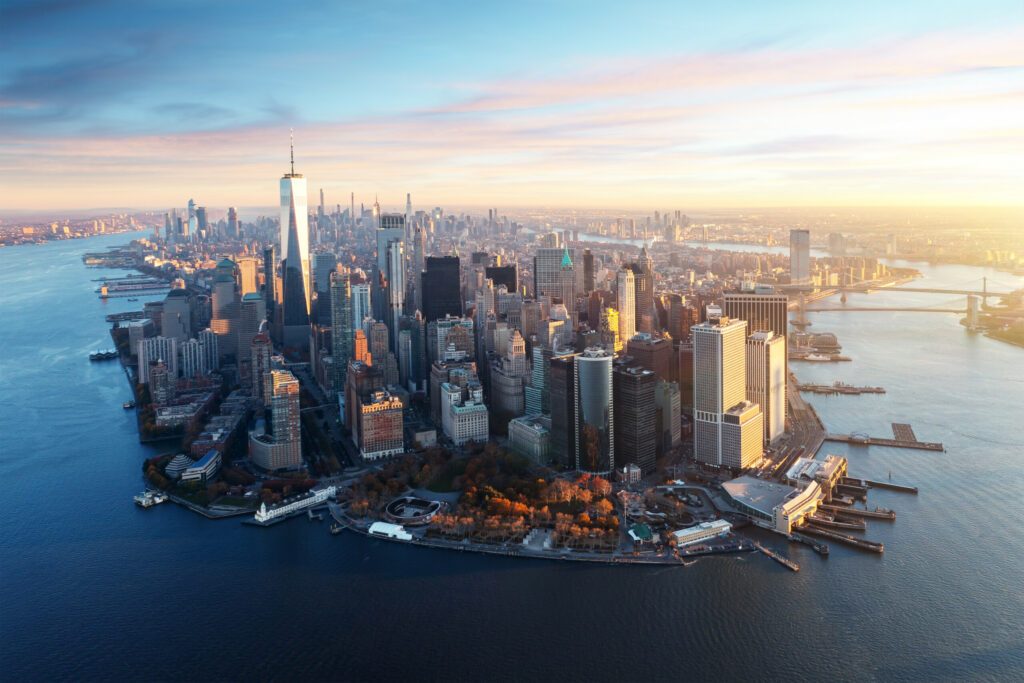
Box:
[2,0,1023,211]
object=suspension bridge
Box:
[801,276,1018,316]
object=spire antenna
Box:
[289,128,295,175]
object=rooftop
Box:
[722,476,802,514]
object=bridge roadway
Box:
[805,306,962,313]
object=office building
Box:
[484,264,517,294]
[422,256,462,321]
[746,331,786,443]
[613,363,656,475]
[692,309,762,468]
[627,332,674,382]
[251,332,273,402]
[162,289,193,342]
[575,347,614,474]
[281,194,311,349]
[790,229,811,286]
[534,245,575,306]
[549,352,578,467]
[723,292,789,339]
[509,414,551,463]
[250,369,303,471]
[330,270,353,391]
[280,138,310,310]
[358,389,405,460]
[616,267,636,344]
[138,336,178,385]
[440,382,489,445]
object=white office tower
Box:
[789,229,811,286]
[745,331,786,443]
[280,135,310,310]
[692,309,763,469]
[138,336,179,385]
[616,267,636,345]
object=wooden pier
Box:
[796,525,884,553]
[754,542,800,571]
[842,477,918,495]
[820,504,895,520]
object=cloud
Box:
[1,26,1022,209]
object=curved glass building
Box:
[575,347,614,474]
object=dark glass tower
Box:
[422,256,462,322]
[281,195,310,349]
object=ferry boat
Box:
[122,400,136,410]
[134,490,168,508]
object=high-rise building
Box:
[162,289,193,342]
[351,283,371,331]
[633,245,655,333]
[692,309,762,468]
[236,292,265,362]
[723,292,789,339]
[655,380,682,454]
[237,257,259,295]
[616,267,636,344]
[250,369,303,471]
[582,249,595,294]
[251,333,273,402]
[281,194,311,349]
[330,270,353,392]
[280,136,310,310]
[534,245,575,305]
[440,381,489,445]
[138,336,178,384]
[262,246,276,332]
[575,347,614,474]
[790,229,811,286]
[422,256,462,322]
[385,238,405,353]
[746,331,786,444]
[599,307,621,352]
[525,344,552,415]
[613,362,656,475]
[627,332,673,382]
[149,360,175,406]
[358,389,405,460]
[549,352,578,467]
[484,264,517,294]
[226,206,239,239]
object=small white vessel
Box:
[134,490,168,508]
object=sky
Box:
[1,0,1022,212]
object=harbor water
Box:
[1,234,1022,681]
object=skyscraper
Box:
[534,245,575,305]
[386,238,405,354]
[280,134,310,309]
[613,362,657,475]
[549,352,578,467]
[723,292,789,339]
[575,347,614,474]
[330,270,353,392]
[745,331,786,444]
[422,256,462,322]
[790,229,811,286]
[616,267,636,344]
[281,193,311,349]
[250,369,302,471]
[692,309,763,469]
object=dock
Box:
[807,514,866,532]
[842,476,918,495]
[790,533,830,557]
[796,525,884,553]
[754,542,800,571]
[798,382,886,395]
[825,426,944,452]
[820,504,895,520]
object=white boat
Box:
[134,490,167,508]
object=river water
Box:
[1,234,1022,681]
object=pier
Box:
[807,514,866,531]
[796,524,885,553]
[820,504,895,520]
[754,542,800,572]
[798,382,885,395]
[842,477,918,495]
[825,423,944,451]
